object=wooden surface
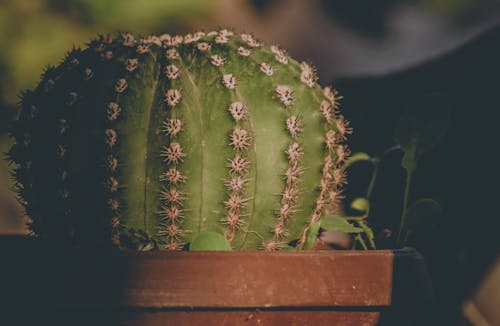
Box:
[0,236,431,325]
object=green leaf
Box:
[321,215,363,233]
[343,152,371,169]
[189,231,232,251]
[350,197,370,214]
[405,199,443,234]
[394,93,450,156]
[303,221,321,250]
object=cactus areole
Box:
[9,30,352,250]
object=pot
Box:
[0,236,433,325]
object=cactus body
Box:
[9,30,350,250]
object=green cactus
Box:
[8,30,351,250]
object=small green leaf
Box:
[321,215,363,233]
[343,152,371,169]
[189,231,232,251]
[303,221,321,250]
[350,197,370,214]
[406,199,443,234]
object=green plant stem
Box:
[365,158,379,201]
[396,169,413,246]
[356,235,368,250]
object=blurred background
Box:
[1,0,500,324]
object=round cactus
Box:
[9,30,351,250]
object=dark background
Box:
[1,1,499,324]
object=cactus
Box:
[8,30,351,250]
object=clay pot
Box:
[0,236,433,325]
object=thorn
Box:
[183,34,194,44]
[44,79,55,93]
[263,240,285,251]
[164,64,180,80]
[286,142,303,162]
[107,177,119,192]
[215,35,229,44]
[121,33,135,47]
[164,241,182,250]
[160,168,187,184]
[197,42,211,52]
[271,46,288,64]
[115,79,128,93]
[229,128,251,151]
[106,155,118,172]
[224,193,247,212]
[66,92,78,106]
[161,142,185,164]
[160,187,185,205]
[165,89,182,107]
[275,85,294,107]
[228,102,248,122]
[284,164,304,184]
[335,115,353,140]
[335,144,351,164]
[223,211,244,231]
[111,216,120,229]
[225,176,248,193]
[222,74,237,89]
[286,116,302,138]
[107,198,120,211]
[58,119,69,135]
[107,102,122,121]
[228,155,250,175]
[104,129,118,148]
[166,35,183,47]
[135,44,150,54]
[56,144,66,159]
[125,58,139,72]
[237,46,251,57]
[102,50,113,60]
[219,29,234,37]
[325,130,337,150]
[259,63,273,76]
[272,222,288,239]
[320,100,335,124]
[165,48,179,60]
[240,33,261,47]
[210,55,225,67]
[83,67,94,80]
[162,118,183,137]
[323,86,342,105]
[160,205,183,221]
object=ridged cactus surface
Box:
[9,30,351,250]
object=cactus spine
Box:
[9,30,351,250]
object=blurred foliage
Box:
[0,0,212,105]
[321,0,498,38]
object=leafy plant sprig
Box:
[312,93,449,249]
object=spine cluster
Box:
[158,40,187,250]
[102,34,129,245]
[298,84,352,247]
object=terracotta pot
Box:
[0,236,433,325]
